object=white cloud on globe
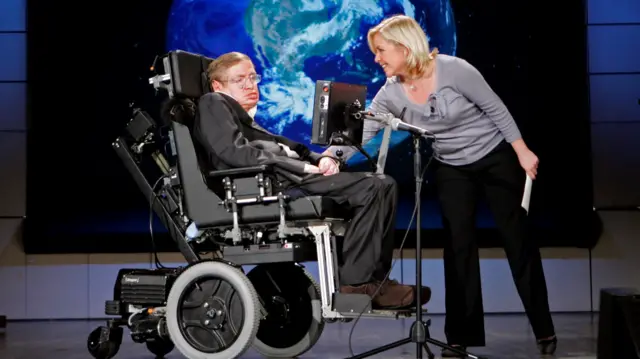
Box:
[247,0,417,133]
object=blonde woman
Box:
[323,15,557,357]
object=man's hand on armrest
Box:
[318,157,340,176]
[304,150,342,176]
[307,151,342,165]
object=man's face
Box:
[212,60,260,111]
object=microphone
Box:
[389,118,434,138]
[356,110,435,138]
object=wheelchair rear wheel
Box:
[248,263,324,358]
[165,260,260,359]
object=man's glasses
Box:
[223,74,262,89]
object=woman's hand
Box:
[516,148,539,180]
[511,139,539,179]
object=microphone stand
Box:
[347,133,486,359]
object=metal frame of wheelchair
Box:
[87,50,430,359]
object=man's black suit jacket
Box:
[192,92,325,184]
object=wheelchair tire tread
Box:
[165,261,261,359]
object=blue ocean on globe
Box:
[165,0,457,175]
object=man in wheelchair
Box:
[193,51,429,309]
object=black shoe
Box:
[537,335,557,355]
[441,345,467,357]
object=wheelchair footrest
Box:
[222,241,317,265]
[333,292,372,313]
[332,292,429,320]
[339,309,430,320]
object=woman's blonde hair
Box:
[367,15,439,78]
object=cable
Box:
[346,144,436,357]
[149,175,168,269]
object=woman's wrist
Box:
[511,138,529,155]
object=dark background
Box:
[24,0,600,254]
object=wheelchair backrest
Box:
[170,120,231,228]
[152,49,220,179]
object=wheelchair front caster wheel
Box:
[248,263,324,358]
[87,326,122,359]
[165,260,260,359]
[146,338,174,358]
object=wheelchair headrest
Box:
[150,50,215,100]
[150,50,215,127]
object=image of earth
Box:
[165,0,457,171]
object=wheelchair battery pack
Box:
[114,268,180,307]
[222,241,317,265]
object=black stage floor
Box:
[0,313,598,358]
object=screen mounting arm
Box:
[326,100,378,171]
[328,132,378,172]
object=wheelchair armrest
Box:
[207,165,273,179]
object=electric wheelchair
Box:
[87,50,434,359]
